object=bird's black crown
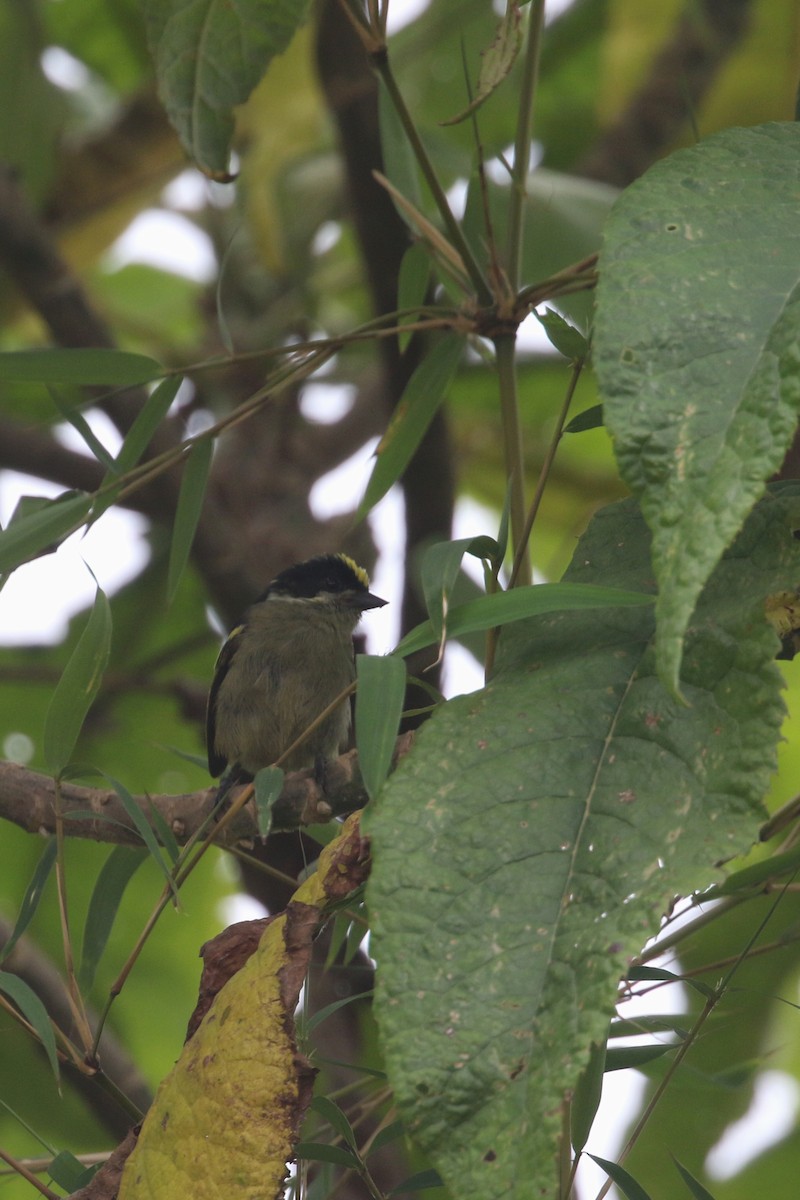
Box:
[265,553,371,600]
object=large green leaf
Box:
[594,122,800,695]
[142,0,313,177]
[366,486,800,1200]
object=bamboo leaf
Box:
[44,584,112,775]
[0,348,162,384]
[167,438,214,601]
[355,655,407,800]
[79,847,146,993]
[0,971,59,1081]
[357,334,464,520]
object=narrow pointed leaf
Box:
[0,840,57,965]
[0,972,59,1080]
[167,438,214,601]
[420,538,477,641]
[595,122,800,694]
[441,1,522,126]
[535,307,589,360]
[50,388,117,470]
[113,376,183,475]
[394,581,654,658]
[589,1156,653,1200]
[0,348,161,384]
[79,847,145,993]
[358,334,464,520]
[44,584,112,775]
[356,655,407,800]
[309,1096,358,1149]
[295,1141,357,1168]
[397,243,431,352]
[564,404,603,433]
[253,766,284,839]
[570,1038,606,1154]
[0,491,92,574]
[103,776,175,891]
[671,1156,717,1200]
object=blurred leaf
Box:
[0,840,57,966]
[355,655,406,800]
[44,584,112,776]
[50,388,117,470]
[305,989,373,1036]
[421,538,478,642]
[604,1043,679,1071]
[0,972,59,1081]
[535,308,589,360]
[79,846,145,993]
[167,438,214,602]
[564,403,603,433]
[595,122,800,694]
[48,1148,98,1191]
[441,0,523,126]
[0,491,92,575]
[671,1157,717,1200]
[589,1155,653,1200]
[397,243,431,352]
[395,580,654,658]
[103,776,175,893]
[253,766,284,839]
[296,1140,357,1167]
[379,76,423,213]
[388,1169,444,1194]
[358,334,464,520]
[142,0,313,177]
[309,1095,358,1149]
[570,1037,606,1153]
[0,348,162,384]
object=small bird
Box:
[206,554,387,790]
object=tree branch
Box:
[0,738,413,846]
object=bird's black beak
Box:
[358,591,388,611]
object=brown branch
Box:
[0,738,414,846]
[577,0,754,188]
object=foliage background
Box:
[0,1,799,1198]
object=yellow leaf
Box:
[119,813,369,1200]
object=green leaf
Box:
[421,538,478,641]
[397,242,431,352]
[589,1156,653,1200]
[355,655,407,800]
[671,1155,718,1200]
[394,581,655,658]
[142,0,313,177]
[441,0,523,126]
[0,840,57,965]
[44,584,112,775]
[79,846,146,993]
[253,766,284,839]
[0,348,162,384]
[388,1169,444,1194]
[0,490,92,574]
[357,334,464,520]
[604,1043,679,1071]
[50,387,117,470]
[379,76,424,215]
[367,1120,405,1157]
[102,775,175,892]
[167,438,214,602]
[570,1037,606,1154]
[365,488,800,1200]
[535,307,589,360]
[595,122,800,694]
[0,971,59,1081]
[295,1141,358,1168]
[47,1149,97,1191]
[113,376,183,475]
[564,403,603,433]
[309,1096,358,1149]
[305,990,373,1036]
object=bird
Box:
[206,554,387,793]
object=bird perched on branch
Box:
[206,554,387,793]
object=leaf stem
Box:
[494,333,530,585]
[509,351,587,589]
[505,0,545,292]
[373,55,492,304]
